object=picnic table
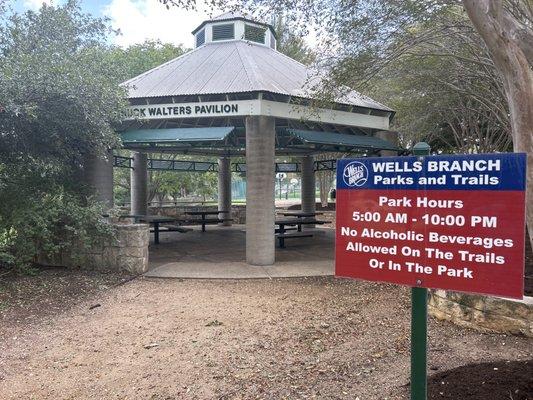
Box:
[136,215,182,244]
[280,211,324,218]
[275,218,328,248]
[280,211,324,231]
[183,210,231,232]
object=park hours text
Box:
[352,211,497,228]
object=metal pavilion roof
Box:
[118,12,398,157]
[122,41,392,112]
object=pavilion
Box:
[84,12,398,266]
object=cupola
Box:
[191,12,277,49]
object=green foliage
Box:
[0,228,17,267]
[105,41,189,206]
[0,1,124,271]
[216,0,512,153]
[279,0,512,153]
[274,16,315,65]
[0,1,126,164]
[357,5,512,152]
[146,155,219,205]
[104,40,187,83]
[113,152,221,206]
[191,172,218,202]
[0,189,115,272]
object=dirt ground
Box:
[0,269,532,400]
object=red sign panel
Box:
[335,154,527,299]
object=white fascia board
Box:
[124,99,389,130]
[259,100,390,130]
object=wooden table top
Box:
[280,211,324,218]
[137,215,177,223]
[184,210,228,215]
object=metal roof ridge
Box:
[233,40,303,91]
[250,45,307,94]
[196,45,241,93]
[233,41,260,90]
[120,46,202,87]
[167,43,227,96]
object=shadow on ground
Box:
[427,360,533,400]
[146,225,335,278]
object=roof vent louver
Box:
[196,29,205,47]
[244,24,266,44]
[212,23,235,41]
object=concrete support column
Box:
[218,156,232,226]
[301,155,316,213]
[375,130,399,157]
[130,152,148,216]
[84,150,114,209]
[301,155,316,229]
[245,116,276,266]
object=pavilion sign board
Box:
[335,153,527,299]
[125,100,244,120]
[123,100,390,130]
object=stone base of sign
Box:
[39,223,150,274]
[428,289,533,337]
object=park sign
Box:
[335,153,527,299]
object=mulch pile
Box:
[428,360,533,400]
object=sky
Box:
[14,0,219,48]
[13,0,319,49]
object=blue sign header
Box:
[336,153,526,191]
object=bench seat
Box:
[150,225,192,233]
[275,232,313,248]
[275,227,297,234]
[181,218,233,224]
[179,218,234,232]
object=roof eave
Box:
[125,90,394,115]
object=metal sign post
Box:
[410,142,430,400]
[411,285,427,399]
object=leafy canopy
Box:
[0,1,125,271]
[105,39,187,83]
[0,0,126,166]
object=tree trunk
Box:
[463,0,533,249]
[317,170,333,207]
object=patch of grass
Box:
[0,300,9,311]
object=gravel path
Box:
[0,276,531,399]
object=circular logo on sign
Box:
[343,161,368,187]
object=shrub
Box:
[0,190,115,272]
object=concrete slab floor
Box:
[145,225,334,279]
